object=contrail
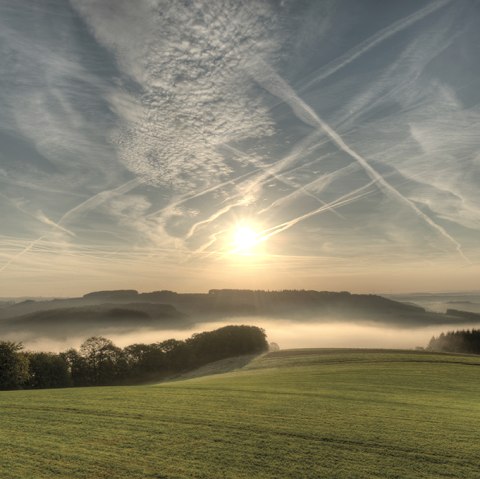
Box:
[226,142,349,210]
[36,211,76,237]
[227,132,327,193]
[184,199,247,240]
[330,17,464,134]
[0,179,142,272]
[258,163,359,215]
[222,142,345,220]
[182,146,346,242]
[0,235,47,272]
[58,178,141,223]
[146,168,260,219]
[176,139,344,242]
[190,229,229,258]
[257,181,377,243]
[0,192,74,236]
[213,181,376,259]
[250,61,469,262]
[300,0,452,91]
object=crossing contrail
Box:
[250,61,469,262]
[300,0,452,91]
[257,181,377,243]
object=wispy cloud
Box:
[71,0,287,189]
[1,0,479,294]
[300,0,452,91]
[249,60,470,261]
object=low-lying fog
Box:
[7,316,480,353]
[387,293,480,314]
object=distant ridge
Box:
[445,309,480,321]
[83,290,140,301]
[80,288,425,318]
[1,288,479,340]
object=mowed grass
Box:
[2,349,480,479]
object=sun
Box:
[231,224,261,255]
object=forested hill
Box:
[1,289,478,340]
[0,325,268,390]
[82,289,425,317]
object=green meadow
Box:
[1,349,480,478]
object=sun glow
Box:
[231,224,261,255]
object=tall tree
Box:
[79,336,126,385]
[27,352,71,389]
[0,341,30,390]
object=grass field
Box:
[1,349,480,478]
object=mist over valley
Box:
[2,288,479,352]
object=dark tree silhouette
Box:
[27,352,71,389]
[187,325,268,366]
[124,343,167,380]
[0,341,29,390]
[428,329,480,354]
[0,325,268,389]
[79,336,126,386]
[61,348,88,386]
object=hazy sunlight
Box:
[231,224,261,255]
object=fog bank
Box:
[7,316,480,353]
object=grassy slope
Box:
[1,349,480,479]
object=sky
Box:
[1,0,479,297]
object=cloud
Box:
[1,0,480,294]
[0,8,122,189]
[71,0,289,190]
[299,0,452,91]
[249,60,470,261]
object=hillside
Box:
[1,349,480,478]
[0,303,189,337]
[1,289,477,340]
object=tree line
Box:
[0,325,268,390]
[427,329,480,354]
